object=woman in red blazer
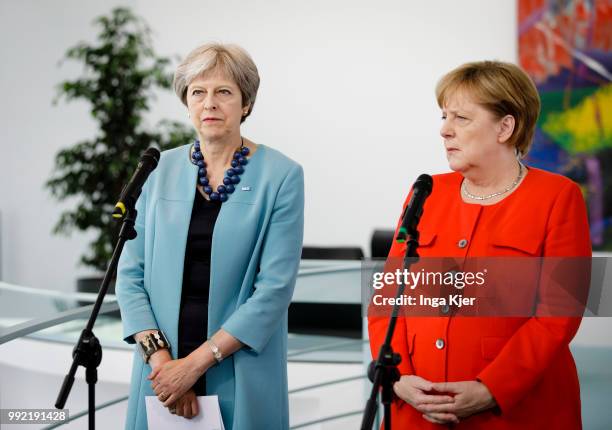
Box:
[368,61,591,429]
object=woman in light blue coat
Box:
[116,43,304,430]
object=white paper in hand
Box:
[145,395,225,430]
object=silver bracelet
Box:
[208,339,223,364]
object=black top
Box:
[178,188,221,395]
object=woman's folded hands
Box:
[393,375,496,425]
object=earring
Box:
[188,112,191,118]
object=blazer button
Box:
[457,239,468,248]
[435,338,445,349]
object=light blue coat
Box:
[116,143,304,430]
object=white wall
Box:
[0,0,517,291]
[0,0,137,289]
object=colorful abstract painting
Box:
[519,0,612,249]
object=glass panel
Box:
[0,281,116,343]
[0,260,367,363]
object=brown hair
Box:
[435,61,540,157]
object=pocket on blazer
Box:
[484,234,542,315]
[490,232,541,256]
[397,232,437,256]
[419,232,437,248]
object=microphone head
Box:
[414,174,433,195]
[142,147,161,167]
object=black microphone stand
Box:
[361,227,421,430]
[55,207,138,430]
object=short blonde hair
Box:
[173,43,260,123]
[435,61,540,157]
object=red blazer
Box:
[368,168,591,429]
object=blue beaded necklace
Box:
[190,138,250,202]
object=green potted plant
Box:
[47,7,194,293]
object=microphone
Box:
[396,174,433,243]
[112,148,160,219]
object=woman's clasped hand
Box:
[393,375,497,425]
